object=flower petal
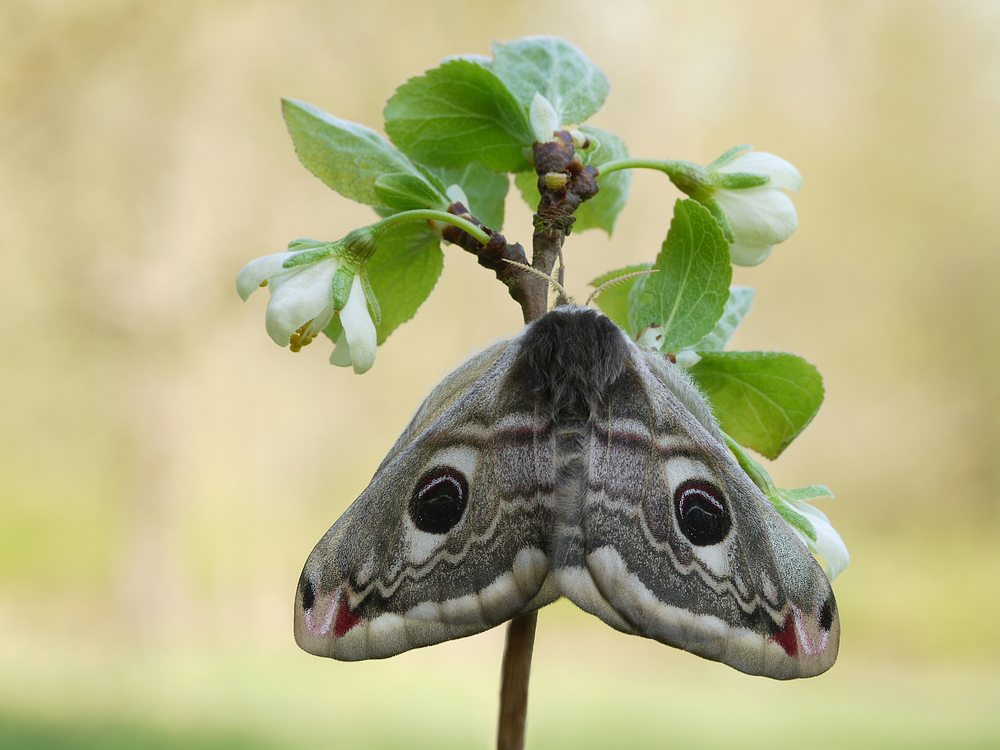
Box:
[264,257,339,346]
[714,187,798,247]
[338,274,377,374]
[788,500,851,581]
[719,151,802,192]
[236,252,297,301]
[729,238,774,267]
[329,331,352,367]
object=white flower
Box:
[237,247,337,346]
[785,498,850,581]
[236,242,378,374]
[710,149,802,266]
[328,273,377,374]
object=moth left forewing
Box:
[295,338,556,661]
[368,342,511,476]
[577,345,839,679]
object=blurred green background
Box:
[2,0,998,747]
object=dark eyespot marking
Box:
[298,572,315,612]
[674,480,731,546]
[819,594,836,632]
[408,466,469,534]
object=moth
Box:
[295,306,839,679]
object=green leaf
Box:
[627,199,732,348]
[691,351,824,459]
[513,170,538,209]
[373,173,448,212]
[589,264,652,330]
[513,125,631,234]
[384,59,534,172]
[491,36,609,125]
[364,222,444,344]
[282,99,433,207]
[427,163,509,230]
[286,238,329,252]
[686,286,754,352]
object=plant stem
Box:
[496,612,538,750]
[596,157,681,177]
[374,208,492,246]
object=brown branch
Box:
[530,132,600,305]
[441,204,547,324]
[443,132,598,324]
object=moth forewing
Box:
[295,335,553,660]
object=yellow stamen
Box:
[289,321,317,353]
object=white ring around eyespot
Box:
[659,455,731,576]
[404,445,481,566]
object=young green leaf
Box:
[589,264,652,330]
[426,163,509,230]
[491,36,609,126]
[283,99,436,207]
[513,171,538,209]
[627,199,732,349]
[685,286,755,353]
[514,125,631,234]
[363,222,444,344]
[384,59,534,172]
[373,173,449,212]
[690,351,824,459]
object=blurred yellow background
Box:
[2,0,998,747]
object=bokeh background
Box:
[2,0,998,747]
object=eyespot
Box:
[674,479,731,546]
[408,467,469,534]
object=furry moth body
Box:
[295,307,839,679]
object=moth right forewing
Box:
[579,347,838,678]
[640,349,721,441]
